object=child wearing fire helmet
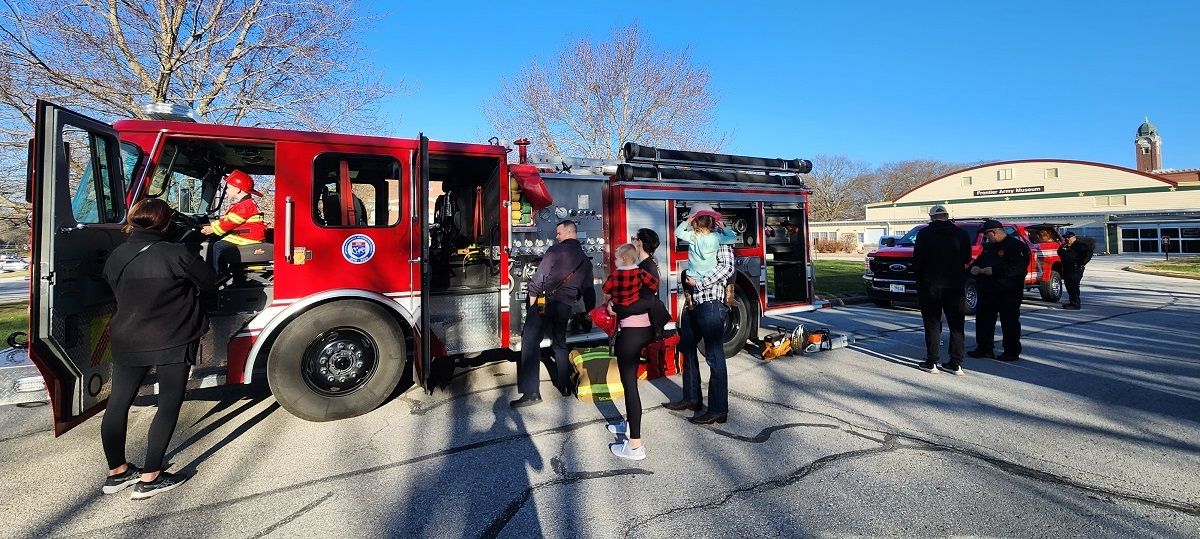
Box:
[201,169,267,272]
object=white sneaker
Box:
[606,421,628,436]
[610,440,646,461]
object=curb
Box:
[1122,265,1200,281]
[816,295,873,307]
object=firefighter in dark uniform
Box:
[510,220,596,408]
[912,205,972,375]
[967,219,1030,362]
[1057,231,1093,310]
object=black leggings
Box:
[101,362,191,472]
[615,326,654,440]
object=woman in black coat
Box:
[99,198,217,499]
[607,228,664,460]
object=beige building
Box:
[811,120,1200,254]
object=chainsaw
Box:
[761,324,806,360]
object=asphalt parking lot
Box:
[0,254,1197,538]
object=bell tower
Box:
[1134,118,1162,172]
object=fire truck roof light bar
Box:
[622,142,813,174]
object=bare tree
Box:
[861,159,972,205]
[804,154,872,221]
[485,23,727,159]
[0,0,396,226]
[806,157,974,222]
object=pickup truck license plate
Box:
[889,284,905,293]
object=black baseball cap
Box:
[1063,231,1076,238]
[981,219,1003,231]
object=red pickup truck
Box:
[863,220,1066,313]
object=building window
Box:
[1142,147,1150,155]
[1094,195,1127,207]
[1045,168,1059,179]
[996,168,1013,181]
[961,176,973,186]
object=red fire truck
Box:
[17,100,818,434]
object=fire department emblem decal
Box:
[342,234,375,264]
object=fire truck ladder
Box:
[617,142,813,186]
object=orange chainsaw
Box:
[761,325,805,360]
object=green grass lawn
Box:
[0,303,29,341]
[1139,256,1200,275]
[813,259,867,299]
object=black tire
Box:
[871,299,892,307]
[1039,270,1063,302]
[717,286,756,358]
[267,300,406,422]
[965,279,979,315]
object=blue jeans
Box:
[679,300,729,414]
[210,239,238,272]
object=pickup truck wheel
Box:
[965,279,979,315]
[1039,270,1063,302]
[267,300,406,422]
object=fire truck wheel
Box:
[1039,270,1063,302]
[965,279,979,315]
[705,286,755,359]
[267,300,406,422]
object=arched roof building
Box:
[810,121,1200,254]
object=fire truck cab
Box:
[23,101,818,435]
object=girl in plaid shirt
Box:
[603,243,659,461]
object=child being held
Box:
[674,204,737,308]
[603,243,659,352]
[604,243,660,315]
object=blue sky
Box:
[362,1,1199,170]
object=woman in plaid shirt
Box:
[603,242,659,460]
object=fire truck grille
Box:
[427,292,502,354]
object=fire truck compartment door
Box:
[30,100,129,435]
[418,134,432,391]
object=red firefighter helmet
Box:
[589,305,617,337]
[224,169,263,197]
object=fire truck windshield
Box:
[146,139,274,215]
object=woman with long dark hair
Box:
[100,198,216,499]
[606,228,663,460]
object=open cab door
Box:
[417,134,433,392]
[29,101,129,435]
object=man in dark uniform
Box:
[1057,231,1093,310]
[912,205,972,375]
[511,220,596,408]
[968,220,1031,362]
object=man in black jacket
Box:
[1057,232,1093,310]
[511,220,596,408]
[912,205,972,374]
[968,220,1031,362]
